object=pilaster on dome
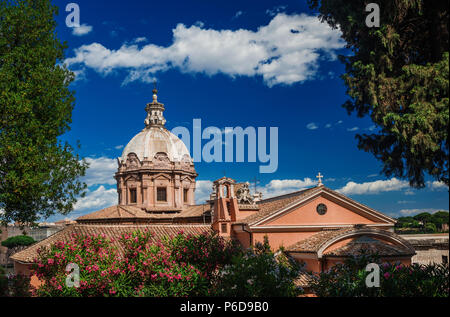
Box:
[144,88,166,128]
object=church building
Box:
[11,89,415,290]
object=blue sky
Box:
[46,0,448,222]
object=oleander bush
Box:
[32,230,242,297]
[310,252,449,297]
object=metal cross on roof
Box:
[316,172,324,186]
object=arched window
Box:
[223,185,228,198]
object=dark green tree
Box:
[431,211,449,228]
[0,0,88,225]
[1,235,35,266]
[308,0,449,188]
[1,235,35,249]
[413,212,432,224]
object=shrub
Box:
[213,237,303,297]
[310,252,449,297]
[32,230,242,297]
[167,231,243,281]
[0,267,31,297]
[0,266,6,296]
[1,235,35,248]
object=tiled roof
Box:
[286,228,353,253]
[295,272,315,288]
[76,204,211,223]
[324,236,415,257]
[10,224,211,264]
[240,187,318,225]
[285,227,415,257]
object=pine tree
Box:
[308,0,449,188]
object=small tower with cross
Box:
[144,82,166,128]
[316,172,324,187]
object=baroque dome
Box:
[121,126,191,162]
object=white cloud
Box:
[347,127,359,132]
[195,180,214,204]
[266,5,288,17]
[72,24,93,36]
[398,208,448,216]
[325,123,332,128]
[71,67,87,83]
[336,120,343,124]
[427,180,448,191]
[306,122,318,130]
[114,145,124,150]
[133,37,147,43]
[337,178,410,195]
[82,157,117,186]
[404,190,415,196]
[261,178,317,198]
[65,13,344,86]
[233,11,243,19]
[74,185,117,211]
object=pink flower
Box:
[47,258,54,265]
[384,272,390,279]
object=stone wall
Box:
[0,226,8,266]
[1,225,64,266]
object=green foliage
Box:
[214,237,303,297]
[424,223,437,233]
[431,211,450,227]
[308,0,449,188]
[396,211,449,233]
[0,267,31,297]
[33,231,242,297]
[0,0,88,225]
[1,235,35,248]
[310,252,449,297]
[0,266,6,295]
[413,212,432,223]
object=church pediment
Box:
[250,187,395,228]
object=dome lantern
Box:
[144,88,166,128]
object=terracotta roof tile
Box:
[295,272,315,288]
[324,236,415,257]
[11,224,211,264]
[76,204,211,223]
[285,227,415,256]
[286,228,353,253]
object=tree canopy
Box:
[1,235,35,249]
[396,210,449,233]
[308,0,449,188]
[0,0,88,225]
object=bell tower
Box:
[211,177,240,237]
